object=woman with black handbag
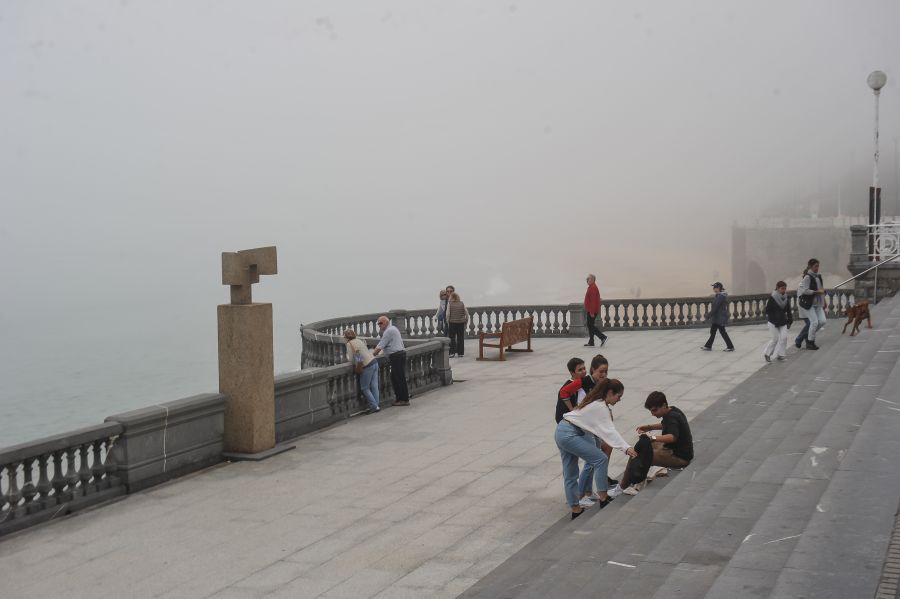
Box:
[796,259,827,350]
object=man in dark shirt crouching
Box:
[609,391,693,496]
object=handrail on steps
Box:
[833,253,900,303]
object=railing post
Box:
[389,309,409,337]
[433,337,453,386]
[568,303,586,338]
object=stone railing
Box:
[276,337,450,441]
[301,291,857,366]
[0,393,225,537]
[1,336,451,538]
[0,422,123,537]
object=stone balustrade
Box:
[277,337,450,441]
[0,422,123,536]
[301,291,857,367]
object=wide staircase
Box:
[462,295,900,599]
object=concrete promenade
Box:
[0,323,847,598]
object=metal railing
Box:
[835,252,900,303]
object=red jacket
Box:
[584,283,601,315]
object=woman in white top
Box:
[555,378,637,519]
[344,329,380,413]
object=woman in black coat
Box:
[763,280,793,362]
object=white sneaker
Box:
[578,496,596,508]
[607,484,624,498]
[585,492,602,501]
[623,486,640,496]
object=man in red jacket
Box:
[584,274,608,347]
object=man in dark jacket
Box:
[701,282,734,352]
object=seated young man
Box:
[608,391,694,496]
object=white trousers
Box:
[764,322,789,358]
[806,306,826,342]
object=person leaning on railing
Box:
[344,329,380,414]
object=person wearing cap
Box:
[701,282,734,352]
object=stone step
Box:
[697,295,900,598]
[765,299,900,599]
[460,313,873,598]
[597,319,893,597]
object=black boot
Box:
[806,341,820,350]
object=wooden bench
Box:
[477,317,534,361]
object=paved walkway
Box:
[0,326,774,598]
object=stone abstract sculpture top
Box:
[221,246,277,305]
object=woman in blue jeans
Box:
[555,378,637,519]
[344,329,380,413]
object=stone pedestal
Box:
[218,303,275,454]
[568,303,586,337]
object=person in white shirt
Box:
[554,378,637,519]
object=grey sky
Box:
[1,1,899,382]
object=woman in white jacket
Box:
[555,378,637,519]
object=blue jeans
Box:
[359,361,380,410]
[806,306,826,341]
[577,435,603,496]
[795,318,810,346]
[555,421,609,508]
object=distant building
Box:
[731,216,879,294]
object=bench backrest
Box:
[500,317,533,345]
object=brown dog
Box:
[842,301,872,336]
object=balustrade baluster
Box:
[78,443,92,495]
[91,440,105,487]
[631,304,640,328]
[645,304,652,327]
[50,451,66,501]
[64,448,79,497]
[6,463,21,515]
[21,458,36,508]
[677,302,685,326]
[551,309,559,335]
[37,453,51,500]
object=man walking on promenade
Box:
[702,282,734,352]
[584,274,608,347]
[373,315,410,406]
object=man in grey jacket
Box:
[701,282,734,352]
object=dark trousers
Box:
[795,318,810,346]
[705,324,734,349]
[448,322,466,356]
[586,312,606,344]
[388,350,409,403]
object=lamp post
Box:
[867,70,887,259]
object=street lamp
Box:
[867,70,887,258]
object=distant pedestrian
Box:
[373,316,410,406]
[701,282,734,352]
[435,289,449,335]
[796,258,826,350]
[344,329,380,413]
[763,281,793,363]
[447,292,469,358]
[584,274,608,347]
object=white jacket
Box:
[563,401,631,453]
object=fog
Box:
[1,2,899,440]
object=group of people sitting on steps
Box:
[553,354,695,519]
